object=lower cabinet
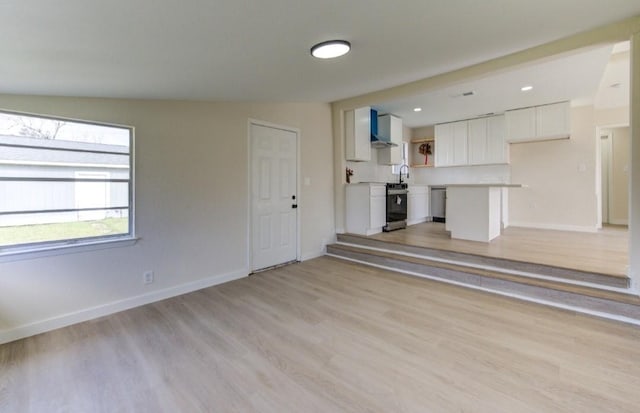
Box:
[407,185,429,225]
[346,184,386,235]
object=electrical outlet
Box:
[143,271,154,285]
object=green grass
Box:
[0,218,129,247]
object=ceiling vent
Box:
[451,91,476,98]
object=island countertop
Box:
[438,183,524,188]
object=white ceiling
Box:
[376,45,627,127]
[1,1,640,102]
[594,48,631,110]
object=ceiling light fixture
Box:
[413,107,422,112]
[310,40,351,59]
[521,85,533,92]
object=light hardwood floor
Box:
[367,222,629,277]
[2,257,640,412]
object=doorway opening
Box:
[599,126,630,226]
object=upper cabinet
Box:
[468,115,507,165]
[435,121,467,167]
[486,115,507,164]
[377,114,403,165]
[345,106,371,161]
[506,101,570,143]
[436,115,505,167]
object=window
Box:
[0,110,134,254]
[391,142,409,174]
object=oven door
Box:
[386,189,408,222]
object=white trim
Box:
[247,119,301,272]
[0,236,138,263]
[508,221,598,233]
[609,219,629,226]
[0,268,248,345]
[327,254,640,326]
[0,160,130,169]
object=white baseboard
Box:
[508,221,598,233]
[609,219,629,226]
[0,268,248,345]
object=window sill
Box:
[0,236,139,263]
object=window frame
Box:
[391,141,410,174]
[0,109,136,259]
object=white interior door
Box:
[250,123,298,271]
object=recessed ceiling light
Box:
[310,40,351,59]
[413,107,422,112]
[521,85,533,92]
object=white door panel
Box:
[250,124,298,271]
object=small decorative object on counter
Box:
[346,167,354,183]
[419,142,432,165]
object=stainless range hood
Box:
[370,109,398,148]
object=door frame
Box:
[599,129,614,226]
[247,119,301,272]
[596,123,630,228]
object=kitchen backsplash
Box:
[346,145,510,185]
[346,149,401,183]
[411,164,511,185]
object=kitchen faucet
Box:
[399,164,409,184]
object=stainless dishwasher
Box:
[430,187,446,223]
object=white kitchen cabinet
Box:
[506,101,570,143]
[435,120,467,167]
[467,118,488,165]
[407,185,429,225]
[346,183,386,235]
[451,121,468,166]
[536,102,570,139]
[486,115,507,164]
[345,106,371,161]
[434,123,452,167]
[370,190,386,229]
[468,115,507,165]
[505,107,536,142]
[377,114,403,165]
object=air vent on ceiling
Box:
[451,91,476,98]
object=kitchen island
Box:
[444,184,523,242]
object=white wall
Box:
[508,105,599,232]
[0,95,335,342]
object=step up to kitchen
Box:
[336,233,629,289]
[326,242,640,325]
